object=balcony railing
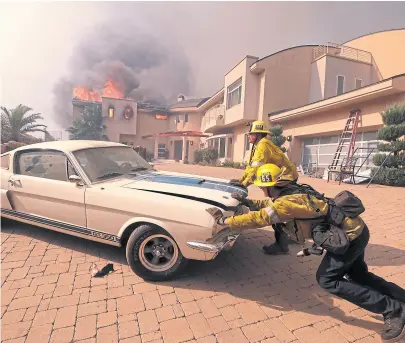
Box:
[313,42,372,64]
[201,105,225,133]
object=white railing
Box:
[313,42,372,64]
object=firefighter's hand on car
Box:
[206,207,228,235]
[229,179,243,187]
[231,192,250,206]
[231,192,244,201]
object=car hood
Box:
[119,170,248,209]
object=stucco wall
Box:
[280,92,405,165]
[309,57,327,103]
[345,29,405,79]
[102,98,138,138]
[104,111,171,152]
[259,46,314,116]
[224,56,258,126]
[175,111,203,132]
[323,56,373,99]
[232,124,250,162]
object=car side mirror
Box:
[69,175,84,186]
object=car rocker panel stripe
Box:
[1,208,120,244]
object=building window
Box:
[302,131,380,172]
[227,137,232,158]
[108,105,115,118]
[184,113,188,123]
[219,137,226,158]
[227,78,242,109]
[244,134,250,152]
[337,75,345,95]
[176,115,180,124]
[355,78,362,89]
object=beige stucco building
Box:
[72,29,405,169]
[199,28,405,173]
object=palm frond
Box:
[20,113,44,128]
[1,107,12,122]
[21,124,47,133]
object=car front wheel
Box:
[125,224,188,281]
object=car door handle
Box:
[9,179,21,186]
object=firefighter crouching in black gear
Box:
[208,163,405,343]
[228,120,299,255]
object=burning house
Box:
[72,83,208,162]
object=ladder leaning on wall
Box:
[327,109,361,180]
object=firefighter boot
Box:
[263,225,289,255]
[381,304,405,342]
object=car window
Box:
[73,146,152,182]
[17,150,69,181]
[67,160,79,177]
[1,154,10,169]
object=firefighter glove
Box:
[206,207,228,235]
[231,192,249,205]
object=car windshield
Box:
[73,146,152,183]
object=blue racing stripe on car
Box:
[140,173,248,196]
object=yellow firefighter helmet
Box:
[254,164,282,187]
[248,120,270,134]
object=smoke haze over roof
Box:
[1,2,404,137]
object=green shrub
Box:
[377,124,405,142]
[373,104,405,187]
[377,141,405,152]
[221,160,235,168]
[218,160,247,169]
[371,167,405,187]
[144,150,154,162]
[269,124,287,152]
[201,148,218,164]
[381,104,405,126]
[373,153,405,168]
[194,150,203,164]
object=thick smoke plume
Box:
[52,22,193,127]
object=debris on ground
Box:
[89,263,115,277]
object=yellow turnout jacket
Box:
[239,137,298,187]
[225,193,364,244]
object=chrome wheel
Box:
[138,234,178,272]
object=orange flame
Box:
[73,79,125,102]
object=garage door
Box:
[302,131,379,171]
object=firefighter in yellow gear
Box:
[228,120,299,255]
[229,120,298,188]
[209,164,405,343]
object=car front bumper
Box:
[186,228,240,260]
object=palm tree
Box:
[67,103,107,140]
[1,105,47,143]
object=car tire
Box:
[126,224,188,281]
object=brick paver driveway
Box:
[2,164,405,343]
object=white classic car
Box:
[0,141,248,281]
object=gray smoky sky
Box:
[1,2,404,136]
